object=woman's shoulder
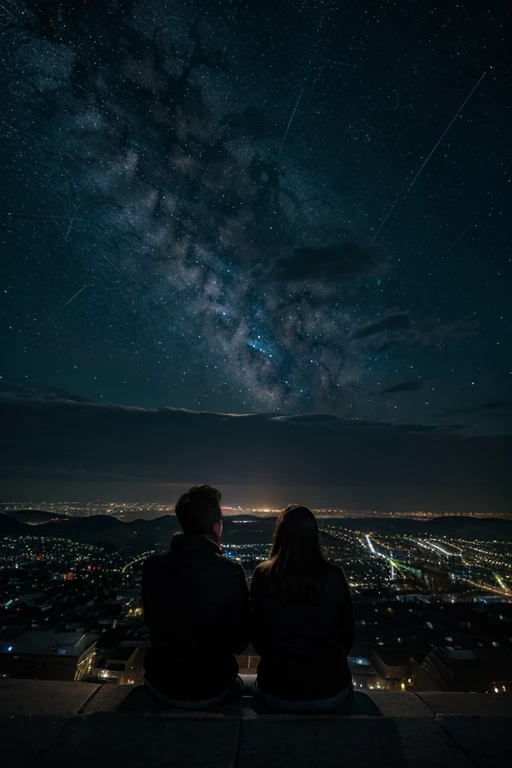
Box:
[324,561,350,589]
[250,561,272,595]
[251,561,271,581]
[324,559,343,574]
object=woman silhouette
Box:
[250,504,354,713]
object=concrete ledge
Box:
[0,678,100,716]
[0,679,101,768]
[438,716,512,767]
[1,680,512,767]
[364,691,434,718]
[417,692,512,717]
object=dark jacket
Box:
[250,562,355,700]
[142,533,250,700]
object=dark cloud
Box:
[353,311,410,340]
[1,392,509,490]
[351,311,478,352]
[1,465,149,483]
[378,315,479,351]
[0,380,95,404]
[412,315,479,347]
[263,242,381,283]
[437,400,507,418]
[380,381,422,395]
[272,413,436,432]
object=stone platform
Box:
[1,677,512,767]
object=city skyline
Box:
[2,503,512,695]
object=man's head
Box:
[175,484,223,543]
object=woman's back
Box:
[249,505,354,701]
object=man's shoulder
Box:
[142,551,170,575]
[215,551,246,577]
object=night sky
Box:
[0,1,511,508]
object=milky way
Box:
[1,0,510,430]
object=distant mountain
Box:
[1,508,510,548]
[223,528,269,545]
[67,515,124,530]
[223,515,275,531]
[323,515,512,540]
[426,515,512,539]
[1,508,68,524]
[0,513,31,536]
[0,511,179,548]
[149,515,181,531]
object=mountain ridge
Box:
[1,510,511,545]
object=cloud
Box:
[380,381,422,395]
[0,380,95,403]
[0,391,510,491]
[437,400,507,418]
[411,315,479,348]
[271,413,436,432]
[352,311,479,351]
[353,311,410,340]
[0,465,150,483]
[262,242,381,283]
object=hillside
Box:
[1,509,511,547]
[0,513,31,537]
[0,511,180,548]
[1,508,69,524]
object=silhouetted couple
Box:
[142,485,354,713]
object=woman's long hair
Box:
[259,504,329,604]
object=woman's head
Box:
[261,503,327,603]
[271,504,321,554]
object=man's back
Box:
[142,532,250,700]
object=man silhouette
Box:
[142,484,250,708]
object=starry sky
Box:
[0,1,511,507]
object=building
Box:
[97,645,141,684]
[95,625,150,684]
[0,627,97,681]
[368,646,429,690]
[412,646,512,692]
[348,656,379,690]
[419,565,452,594]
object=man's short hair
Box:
[175,484,222,535]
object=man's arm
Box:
[229,564,251,655]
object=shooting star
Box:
[60,284,87,310]
[407,70,487,192]
[50,284,88,321]
[278,87,305,156]
[373,70,487,241]
[372,199,398,242]
[443,223,474,256]
[66,217,75,240]
[277,8,329,156]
